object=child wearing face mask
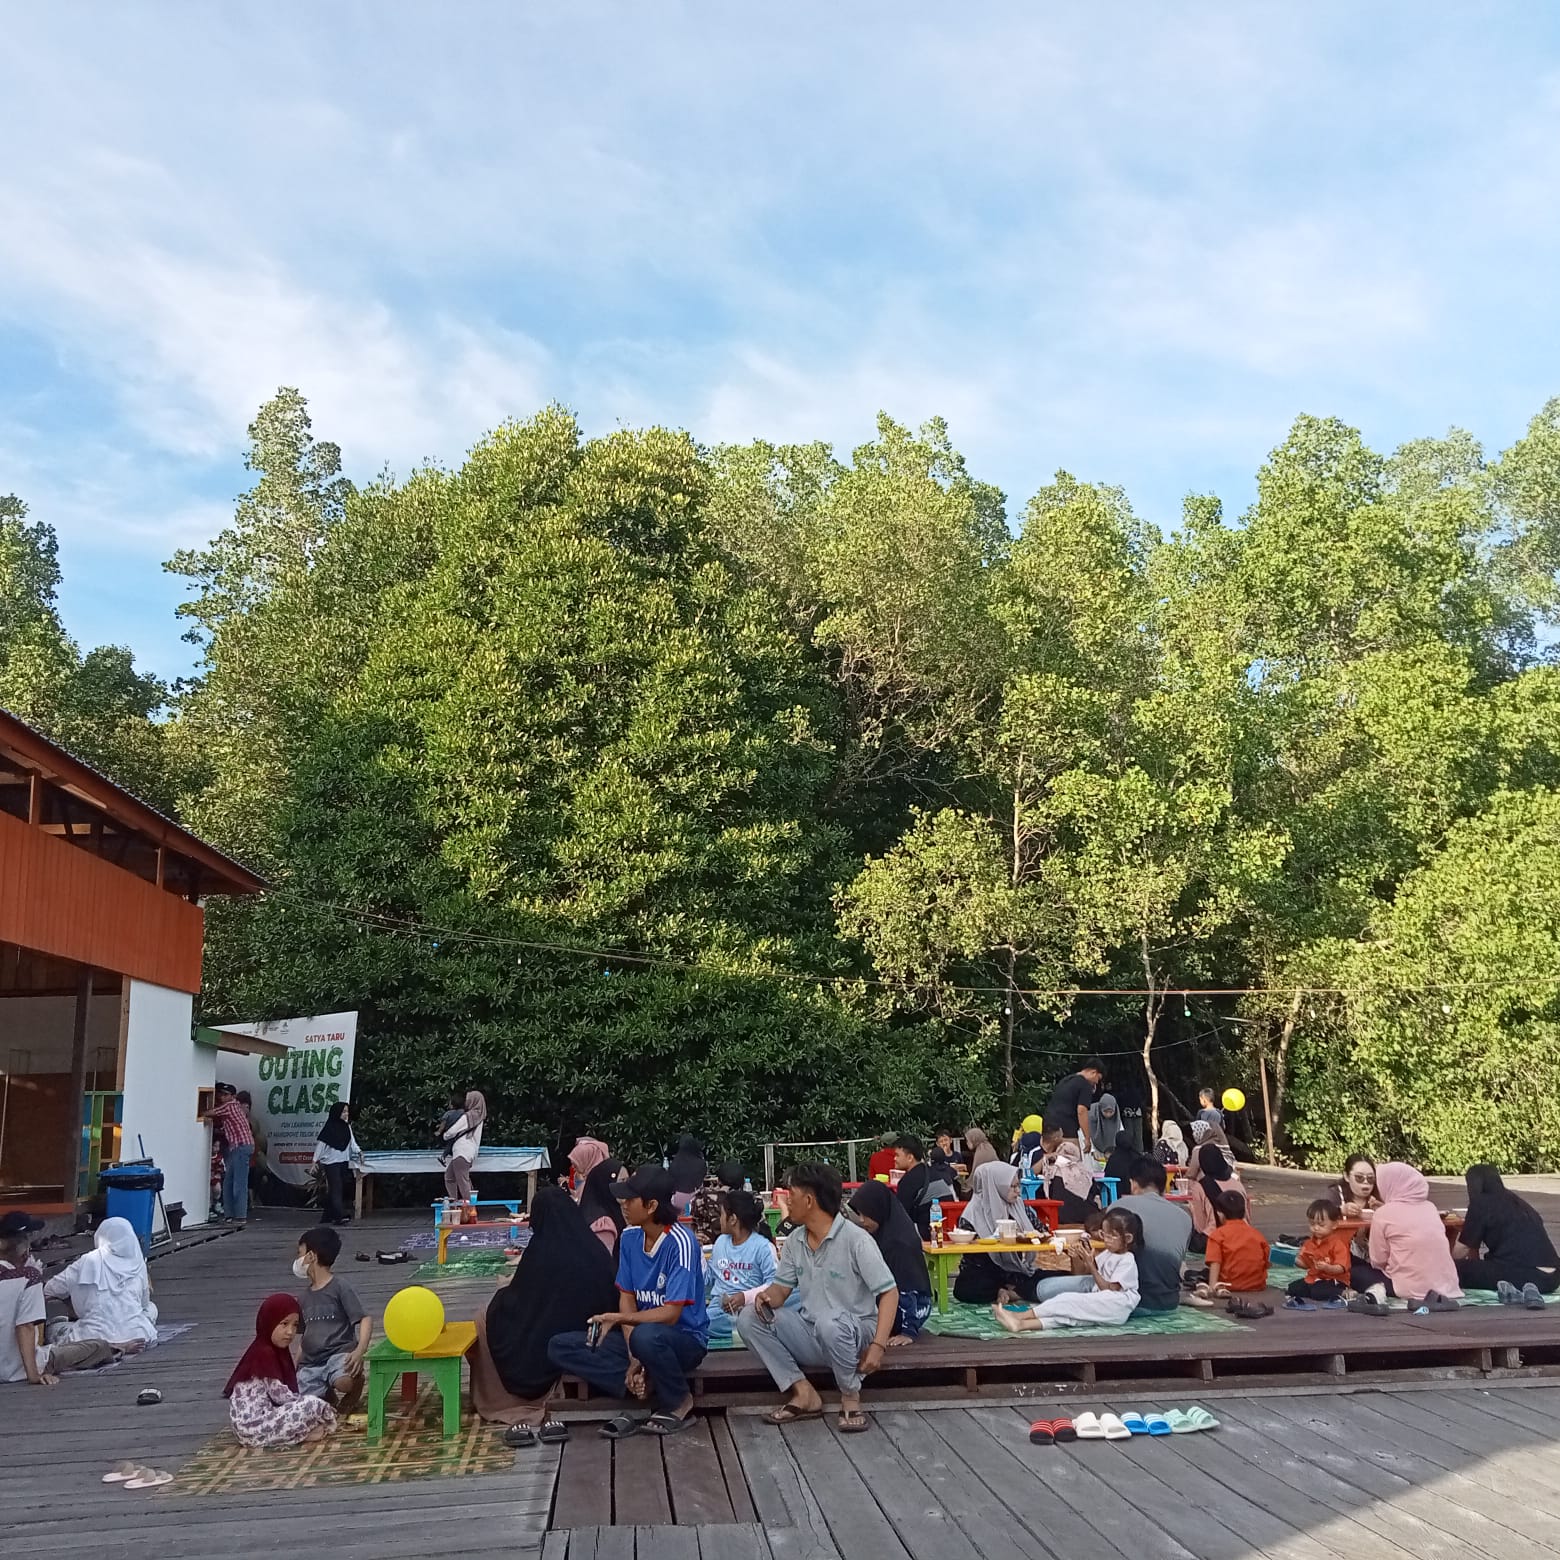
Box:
[293,1225,371,1407]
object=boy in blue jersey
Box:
[547,1164,707,1439]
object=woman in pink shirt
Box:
[1359,1162,1461,1313]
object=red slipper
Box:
[1051,1417,1079,1443]
[1028,1419,1056,1445]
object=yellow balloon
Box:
[1021,1114,1043,1135]
[1222,1088,1246,1113]
[384,1285,445,1353]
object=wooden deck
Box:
[11,1205,1560,1559]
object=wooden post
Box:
[66,967,92,1214]
[27,773,42,825]
[1259,1052,1277,1167]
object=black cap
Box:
[0,1211,45,1238]
[612,1165,677,1210]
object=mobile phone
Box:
[586,1320,603,1348]
[756,1297,775,1324]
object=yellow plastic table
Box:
[922,1238,1100,1313]
[365,1321,476,1443]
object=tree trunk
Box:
[1139,924,1165,1137]
[1271,987,1303,1143]
[1002,947,1017,1098]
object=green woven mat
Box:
[924,1301,1242,1342]
[413,1253,513,1281]
[1432,1287,1556,1308]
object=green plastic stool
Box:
[365,1321,475,1444]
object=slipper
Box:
[1498,1280,1523,1306]
[1183,1406,1220,1432]
[1524,1283,1547,1310]
[1051,1417,1078,1443]
[600,1414,646,1440]
[1283,1296,1316,1310]
[125,1469,172,1489]
[1120,1413,1149,1435]
[537,1420,569,1444]
[1227,1299,1272,1319]
[1028,1419,1056,1445]
[1165,1409,1196,1434]
[1318,1298,1348,1309]
[1417,1292,1460,1314]
[647,1412,697,1435]
[1347,1294,1389,1316]
[1145,1413,1172,1437]
[503,1424,537,1448]
[1184,1292,1216,1308]
[836,1410,870,1434]
[1074,1411,1106,1440]
[764,1404,823,1426]
[1099,1413,1132,1441]
[101,1462,140,1483]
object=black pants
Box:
[547,1324,706,1414]
[1350,1259,1392,1295]
[953,1254,1040,1305]
[1287,1277,1347,1301]
[322,1160,352,1224]
[1455,1258,1560,1294]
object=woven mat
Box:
[172,1387,512,1492]
[413,1253,515,1281]
[924,1301,1242,1342]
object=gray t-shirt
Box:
[298,1275,366,1364]
[1114,1192,1192,1313]
[777,1214,896,1323]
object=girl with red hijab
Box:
[225,1294,337,1447]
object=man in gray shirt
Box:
[1114,1157,1193,1313]
[737,1162,897,1433]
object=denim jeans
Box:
[222,1143,252,1221]
[547,1323,707,1414]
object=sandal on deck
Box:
[1227,1299,1272,1319]
[538,1420,570,1444]
[503,1424,537,1448]
[764,1404,823,1425]
[646,1412,696,1435]
[1028,1419,1055,1445]
[600,1414,646,1440]
[1347,1293,1389,1316]
[836,1410,870,1434]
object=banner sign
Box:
[221,1011,358,1186]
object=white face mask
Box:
[292,1256,311,1281]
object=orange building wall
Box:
[0,811,204,992]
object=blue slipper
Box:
[1120,1412,1149,1436]
[1145,1413,1172,1436]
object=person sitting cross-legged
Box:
[737,1162,898,1435]
[546,1165,708,1439]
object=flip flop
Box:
[1051,1417,1078,1443]
[1183,1406,1220,1432]
[1417,1292,1460,1314]
[1347,1294,1389,1316]
[537,1420,570,1444]
[647,1413,697,1436]
[503,1424,537,1448]
[1283,1296,1316,1310]
[1165,1409,1196,1434]
[1028,1419,1056,1445]
[124,1469,172,1489]
[101,1462,140,1483]
[764,1404,823,1426]
[1524,1283,1547,1310]
[1184,1292,1217,1308]
[1099,1413,1132,1441]
[1120,1413,1149,1435]
[1145,1413,1172,1437]
[600,1414,646,1439]
[1073,1411,1106,1440]
[836,1410,871,1434]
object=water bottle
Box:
[743,1177,753,1192]
[929,1199,944,1248]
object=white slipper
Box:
[1100,1413,1132,1441]
[1073,1411,1106,1439]
[125,1469,172,1489]
[101,1462,139,1483]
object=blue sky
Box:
[3,4,1559,682]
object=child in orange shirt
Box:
[1285,1199,1352,1309]
[1189,1190,1270,1304]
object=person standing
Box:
[313,1102,363,1226]
[203,1084,255,1228]
[738,1163,897,1434]
[442,1090,486,1202]
[1042,1059,1104,1153]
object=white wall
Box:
[120,980,211,1228]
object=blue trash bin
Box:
[99,1165,164,1254]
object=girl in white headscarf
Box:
[1155,1120,1189,1167]
[43,1217,158,1348]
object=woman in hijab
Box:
[1453,1164,1559,1299]
[954,1161,1043,1304]
[578,1157,628,1256]
[1048,1140,1099,1226]
[668,1135,708,1215]
[963,1127,998,1175]
[225,1294,336,1447]
[850,1179,933,1343]
[567,1136,610,1197]
[1186,1142,1244,1252]
[312,1101,362,1225]
[472,1187,617,1432]
[1356,1162,1461,1312]
[43,1217,158,1349]
[691,1160,746,1245]
[1102,1141,1138,1199]
[1089,1092,1122,1155]
[1155,1120,1189,1167]
[442,1090,486,1202]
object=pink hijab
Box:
[1369,1163,1461,1302]
[568,1137,610,1198]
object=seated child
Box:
[294,1225,371,1404]
[1,1211,114,1383]
[225,1294,337,1447]
[705,1191,777,1340]
[993,1208,1142,1332]
[1191,1190,1270,1302]
[1286,1200,1352,1306]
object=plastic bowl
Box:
[949,1227,976,1244]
